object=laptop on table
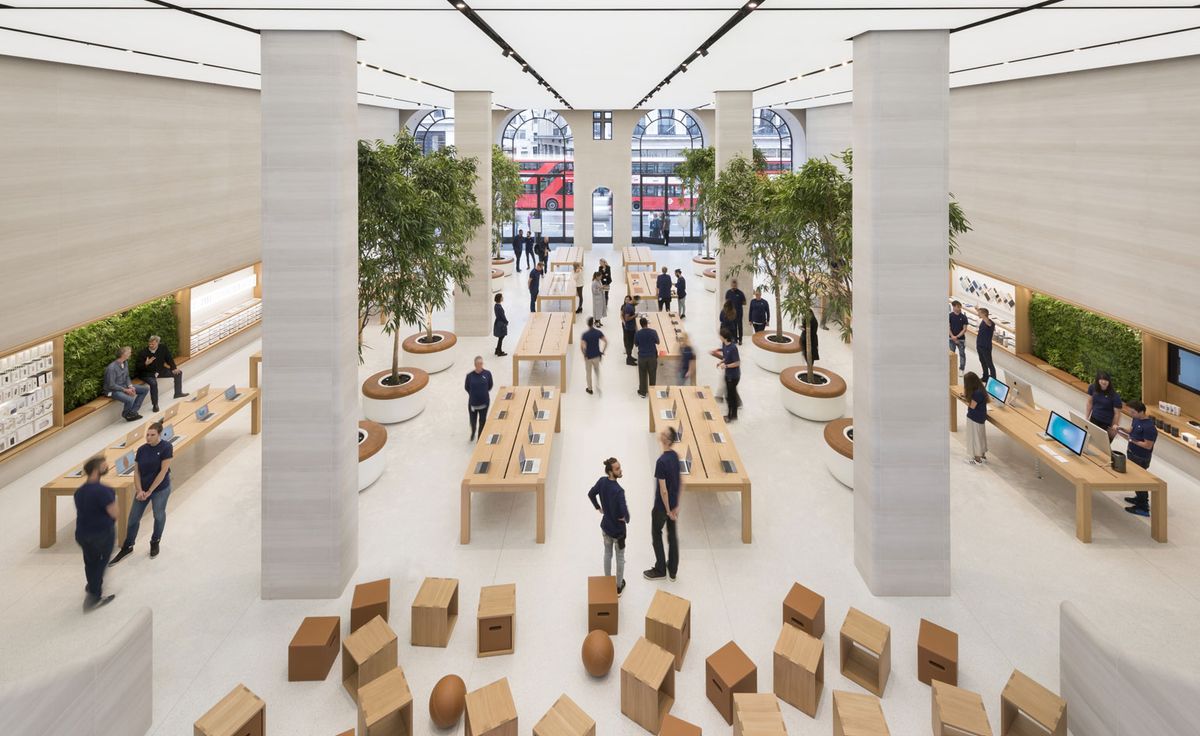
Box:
[162,404,179,421]
[518,447,541,474]
[224,385,241,401]
[678,446,693,475]
[195,404,216,422]
[527,422,545,446]
[532,401,548,421]
[188,385,210,402]
[112,426,144,449]
[115,450,137,476]
[660,399,677,421]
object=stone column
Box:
[852,30,951,596]
[714,91,753,331]
[260,30,359,599]
[454,91,493,336]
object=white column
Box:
[454,91,493,336]
[852,30,951,595]
[260,30,359,599]
[714,91,753,328]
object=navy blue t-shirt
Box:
[976,318,995,350]
[949,311,969,339]
[136,440,173,491]
[721,342,741,381]
[622,302,636,332]
[581,328,604,359]
[1087,385,1123,426]
[675,276,687,299]
[634,327,660,358]
[654,449,681,512]
[725,288,746,314]
[748,298,769,325]
[656,273,673,298]
[966,388,988,424]
[679,345,695,382]
[465,369,493,407]
[1126,417,1157,467]
[74,481,116,536]
[588,476,630,538]
[528,268,542,292]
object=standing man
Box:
[591,270,607,328]
[635,317,660,398]
[717,328,741,421]
[109,421,174,565]
[662,217,670,247]
[573,264,585,314]
[528,261,544,312]
[464,356,494,443]
[75,455,117,611]
[581,317,607,395]
[621,295,638,367]
[976,307,997,380]
[538,235,551,269]
[673,269,687,319]
[104,346,149,422]
[725,279,747,345]
[949,300,968,375]
[656,267,673,312]
[493,293,508,357]
[136,335,188,413]
[599,258,613,308]
[589,457,630,595]
[512,228,524,273]
[748,288,770,334]
[524,230,536,269]
[1123,400,1158,518]
[644,426,682,582]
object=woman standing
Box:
[591,270,606,327]
[963,371,988,465]
[574,263,585,314]
[109,421,174,565]
[719,300,738,341]
[598,258,613,308]
[493,293,508,357]
[1086,370,1123,440]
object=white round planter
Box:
[751,332,802,374]
[492,258,514,277]
[822,419,853,489]
[357,421,388,492]
[402,331,457,374]
[491,268,503,293]
[703,268,717,293]
[362,370,429,424]
[780,367,847,422]
[693,256,716,277]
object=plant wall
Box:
[1029,293,1142,401]
[63,297,179,413]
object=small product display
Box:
[0,340,55,455]
[839,607,892,697]
[950,265,1017,350]
[189,298,261,355]
[188,266,262,355]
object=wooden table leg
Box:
[250,394,261,435]
[536,483,546,543]
[1151,483,1168,543]
[560,357,567,392]
[741,482,752,544]
[40,488,56,549]
[116,486,131,544]
[949,396,958,433]
[1075,482,1092,543]
[460,481,471,544]
[512,355,520,386]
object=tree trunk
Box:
[773,279,783,341]
[805,326,815,384]
[425,307,434,342]
[391,329,400,385]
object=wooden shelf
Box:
[1147,407,1200,456]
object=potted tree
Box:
[490,144,522,277]
[676,147,717,275]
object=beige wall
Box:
[357,104,400,143]
[562,110,640,250]
[804,102,852,163]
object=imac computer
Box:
[1045,411,1087,456]
[1004,371,1037,409]
[985,377,1011,406]
[1069,410,1112,459]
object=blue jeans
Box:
[949,338,966,371]
[122,483,171,548]
[110,384,149,416]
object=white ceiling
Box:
[1,1,1197,111]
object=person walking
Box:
[464,356,494,442]
[588,457,630,595]
[949,300,968,375]
[524,230,536,269]
[719,300,738,343]
[512,228,525,272]
[621,295,638,366]
[962,371,989,465]
[678,331,696,385]
[528,261,544,312]
[104,346,149,422]
[635,316,660,398]
[135,335,187,413]
[1123,400,1158,517]
[581,317,607,395]
[573,263,585,314]
[109,421,174,565]
[75,455,118,611]
[644,426,683,582]
[599,259,613,308]
[656,267,673,312]
[725,279,747,344]
[493,293,508,357]
[591,270,607,327]
[1086,371,1123,441]
[538,235,551,269]
[976,306,997,381]
[717,328,741,421]
[662,218,670,247]
[673,269,687,319]
[748,288,770,334]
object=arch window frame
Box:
[412,108,453,155]
[501,109,575,242]
[752,108,793,174]
[630,108,705,243]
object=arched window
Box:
[630,109,704,244]
[412,108,453,155]
[753,108,792,174]
[501,109,574,241]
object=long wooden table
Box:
[621,246,656,272]
[461,385,562,544]
[648,385,752,542]
[626,271,678,303]
[549,246,583,273]
[535,272,578,314]
[40,386,260,548]
[950,386,1167,543]
[640,311,694,386]
[513,312,573,391]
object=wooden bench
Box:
[461,385,562,544]
[535,272,579,314]
[648,385,752,543]
[513,312,573,391]
[621,246,656,273]
[549,246,583,273]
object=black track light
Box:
[455,1,467,9]
[502,48,512,57]
[699,48,709,57]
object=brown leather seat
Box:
[824,417,853,459]
[402,330,458,354]
[357,420,388,461]
[361,367,430,399]
[752,331,801,354]
[780,367,847,398]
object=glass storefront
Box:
[631,109,704,244]
[753,108,793,174]
[502,109,574,242]
[413,108,454,154]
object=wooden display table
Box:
[932,680,992,736]
[461,386,562,544]
[621,637,676,733]
[536,272,579,314]
[513,313,573,391]
[477,583,516,657]
[550,246,584,273]
[195,684,265,736]
[587,575,618,634]
[733,693,786,736]
[343,615,398,701]
[647,385,752,542]
[839,608,891,697]
[832,690,889,736]
[622,246,656,272]
[706,641,757,725]
[249,351,262,433]
[465,677,517,736]
[633,311,692,386]
[358,667,413,736]
[626,271,676,303]
[949,386,1168,543]
[782,582,825,639]
[40,386,260,548]
[351,578,391,632]
[918,618,958,686]
[533,694,595,736]
[288,616,340,681]
[645,590,691,671]
[1000,669,1066,736]
[774,623,823,717]
[411,577,458,647]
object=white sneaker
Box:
[963,457,979,465]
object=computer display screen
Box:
[1168,344,1200,397]
[985,377,1010,404]
[1045,411,1087,456]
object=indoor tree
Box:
[490,144,522,259]
[678,147,769,258]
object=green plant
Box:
[491,144,522,259]
[63,297,178,412]
[1029,293,1142,400]
[679,147,769,259]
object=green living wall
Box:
[1029,293,1142,401]
[63,297,179,413]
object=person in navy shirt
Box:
[1086,371,1123,440]
[634,317,660,398]
[748,287,770,334]
[949,300,969,373]
[524,231,536,269]
[581,317,608,395]
[976,307,997,380]
[717,328,742,421]
[110,421,174,565]
[527,261,544,312]
[644,426,683,581]
[493,293,508,357]
[678,332,695,385]
[512,229,524,272]
[719,300,738,343]
[588,457,630,594]
[725,279,747,344]
[673,269,687,319]
[75,455,118,610]
[621,295,638,366]
[962,371,989,465]
[464,356,494,443]
[1123,400,1157,517]
[656,267,673,312]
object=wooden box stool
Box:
[342,615,398,700]
[621,637,676,733]
[478,583,516,657]
[465,677,518,736]
[645,590,691,671]
[658,714,701,736]
[733,693,786,736]
[918,619,959,686]
[351,578,391,633]
[932,680,992,736]
[533,694,595,736]
[588,576,618,634]
[783,583,825,639]
[411,577,459,647]
[839,608,891,697]
[832,690,889,736]
[1000,669,1066,736]
[194,684,265,736]
[357,667,413,736]
[773,623,823,717]
[288,616,340,682]
[706,641,757,725]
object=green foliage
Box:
[63,297,178,413]
[1029,293,1142,401]
[491,144,522,258]
[675,147,716,257]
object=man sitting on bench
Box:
[136,335,188,413]
[104,346,149,422]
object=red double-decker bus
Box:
[516,160,574,211]
[631,181,696,212]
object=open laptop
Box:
[188,385,210,402]
[111,425,144,449]
[532,401,548,421]
[660,399,678,421]
[540,388,553,400]
[720,458,738,474]
[518,447,540,474]
[162,423,185,445]
[678,446,693,475]
[527,422,545,445]
[115,450,137,476]
[502,391,515,401]
[162,404,179,422]
[1069,410,1112,459]
[656,388,670,399]
[711,430,726,444]
[485,431,501,445]
[473,458,490,474]
[195,404,216,422]
[224,384,240,401]
[1003,371,1037,409]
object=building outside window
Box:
[631,109,704,244]
[502,109,574,241]
[593,110,613,140]
[752,108,793,174]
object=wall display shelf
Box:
[0,340,58,456]
[180,264,262,359]
[950,264,1018,351]
[189,298,262,356]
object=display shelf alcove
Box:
[176,263,262,360]
[402,331,458,375]
[751,331,803,374]
[780,367,846,422]
[362,368,429,425]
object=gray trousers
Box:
[585,356,601,391]
[603,532,625,583]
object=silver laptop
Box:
[540,388,553,400]
[195,404,215,422]
[532,400,548,421]
[711,431,725,444]
[115,450,137,476]
[112,425,144,449]
[224,384,240,401]
[474,459,490,474]
[188,384,210,402]
[1069,410,1112,458]
[678,446,693,475]
[486,432,501,445]
[720,458,738,474]
[1003,371,1037,409]
[527,422,545,446]
[660,399,677,421]
[162,423,185,444]
[503,391,515,401]
[656,388,670,399]
[518,447,540,474]
[162,404,179,422]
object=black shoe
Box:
[1125,505,1150,517]
[1124,496,1140,505]
[83,594,116,612]
[174,392,189,399]
[643,568,666,581]
[617,580,626,596]
[123,414,139,422]
[133,413,143,420]
[498,351,508,357]
[724,415,737,422]
[151,405,159,413]
[669,572,677,582]
[586,388,594,395]
[150,541,160,558]
[109,547,133,566]
[626,359,637,366]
